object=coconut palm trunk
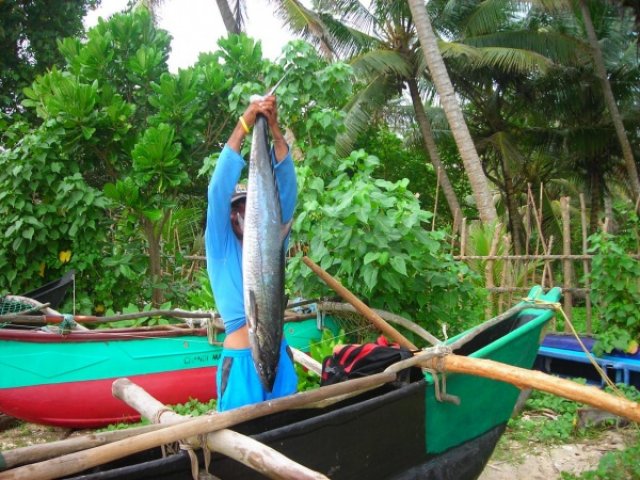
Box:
[407,0,498,225]
[216,0,243,34]
[579,0,640,205]
[407,78,462,228]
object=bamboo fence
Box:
[451,190,640,335]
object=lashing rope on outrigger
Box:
[534,297,623,395]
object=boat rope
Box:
[202,435,212,479]
[423,343,460,405]
[59,314,77,334]
[180,435,212,480]
[532,298,622,396]
[72,271,76,316]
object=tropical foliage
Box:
[0,1,639,339]
[0,0,100,119]
[0,6,484,331]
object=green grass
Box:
[495,382,640,478]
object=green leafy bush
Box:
[588,227,640,356]
[290,149,484,334]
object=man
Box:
[205,96,298,411]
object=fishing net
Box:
[0,297,39,316]
[316,305,379,344]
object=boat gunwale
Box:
[0,326,212,342]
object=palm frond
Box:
[233,0,247,32]
[336,74,396,156]
[437,40,482,62]
[319,0,378,33]
[479,131,527,173]
[350,48,413,78]
[470,46,552,74]
[460,0,520,37]
[317,12,382,59]
[464,31,588,65]
[271,0,337,58]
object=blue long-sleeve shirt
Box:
[205,144,297,334]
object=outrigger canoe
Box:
[62,286,560,480]
[0,300,331,428]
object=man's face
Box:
[230,200,246,240]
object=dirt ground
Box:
[0,416,634,478]
[479,430,633,480]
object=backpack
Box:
[320,335,422,387]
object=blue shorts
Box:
[216,340,298,411]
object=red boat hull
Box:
[0,366,217,428]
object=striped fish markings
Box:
[243,115,292,391]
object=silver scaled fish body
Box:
[243,116,291,392]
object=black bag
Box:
[320,335,422,386]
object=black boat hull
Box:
[68,380,502,480]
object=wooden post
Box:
[485,224,502,319]
[292,347,322,375]
[0,424,167,470]
[560,197,573,330]
[450,207,460,251]
[498,234,512,313]
[460,217,467,257]
[432,166,440,232]
[579,193,592,334]
[542,236,554,289]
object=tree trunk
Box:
[142,217,164,306]
[406,0,498,225]
[216,0,241,34]
[407,78,462,229]
[500,154,525,255]
[589,167,603,233]
[579,0,640,205]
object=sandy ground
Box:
[479,430,630,480]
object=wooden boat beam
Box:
[0,424,169,471]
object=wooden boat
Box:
[0,324,221,428]
[60,286,561,480]
[19,270,75,309]
[0,306,332,428]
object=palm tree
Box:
[407,0,498,225]
[533,0,640,204]
[216,0,246,34]
[423,0,578,254]
[271,0,500,225]
[427,0,638,246]
[577,0,640,204]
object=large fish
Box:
[243,115,292,392]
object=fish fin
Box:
[280,218,293,242]
[247,290,258,328]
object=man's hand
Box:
[231,96,287,161]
